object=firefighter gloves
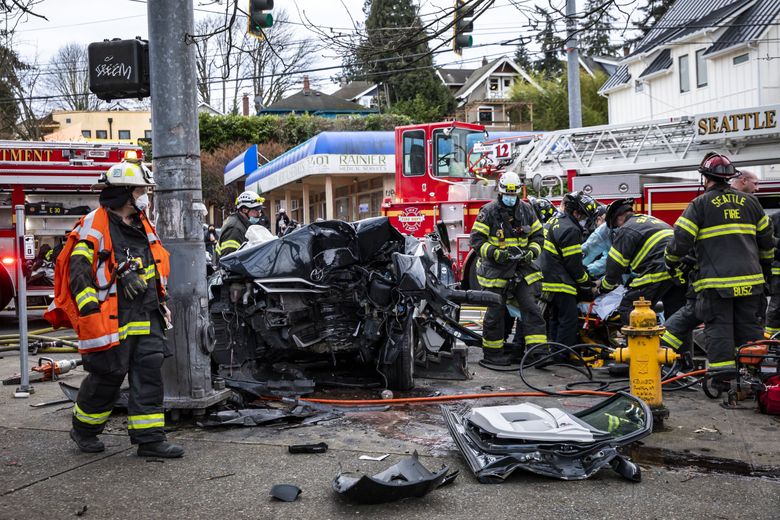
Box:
[494,248,511,264]
[119,269,148,300]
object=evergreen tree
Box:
[514,40,533,71]
[632,0,675,44]
[580,0,618,57]
[533,6,564,78]
[0,44,27,138]
[352,0,455,120]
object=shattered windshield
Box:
[576,394,648,437]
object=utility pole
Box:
[147,0,228,414]
[566,0,582,129]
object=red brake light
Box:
[1,257,14,266]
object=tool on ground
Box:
[3,357,82,385]
[608,298,678,426]
[703,340,780,410]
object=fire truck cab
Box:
[0,141,143,311]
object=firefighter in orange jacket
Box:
[45,154,183,458]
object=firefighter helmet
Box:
[528,196,556,223]
[94,151,154,188]
[497,172,521,195]
[235,191,265,210]
[563,191,599,220]
[605,198,635,229]
[699,152,739,181]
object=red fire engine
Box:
[383,104,780,289]
[0,141,143,311]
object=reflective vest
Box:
[44,207,170,354]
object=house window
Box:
[118,130,131,140]
[402,130,425,177]
[503,79,511,88]
[478,107,493,124]
[81,130,92,138]
[65,118,71,124]
[695,49,707,88]
[144,130,152,139]
[679,54,690,93]
[489,78,499,91]
[733,53,749,65]
[96,130,108,139]
[635,80,644,93]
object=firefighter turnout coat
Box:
[215,211,250,260]
[470,199,544,289]
[602,214,674,291]
[44,207,170,354]
[539,213,589,295]
[665,185,773,297]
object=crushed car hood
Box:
[442,392,650,482]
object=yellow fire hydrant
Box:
[610,297,679,425]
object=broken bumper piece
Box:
[442,392,650,483]
[333,451,458,504]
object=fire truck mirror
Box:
[531,174,542,193]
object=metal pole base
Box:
[14,385,34,398]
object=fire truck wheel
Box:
[0,264,13,311]
[384,316,416,391]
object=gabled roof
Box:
[638,49,673,79]
[627,0,770,60]
[580,55,620,78]
[598,65,631,93]
[454,56,537,99]
[260,89,375,114]
[437,67,477,86]
[705,0,780,56]
[331,81,377,101]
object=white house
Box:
[600,0,780,124]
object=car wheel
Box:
[384,316,416,391]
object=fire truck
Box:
[0,141,143,311]
[382,104,780,289]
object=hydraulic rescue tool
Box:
[702,340,780,410]
[2,357,82,385]
[608,298,678,426]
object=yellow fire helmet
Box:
[93,150,155,189]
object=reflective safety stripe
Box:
[606,414,621,433]
[524,271,544,284]
[487,237,527,247]
[772,267,780,276]
[630,229,673,270]
[471,221,490,236]
[709,360,735,368]
[216,239,241,254]
[528,241,541,257]
[118,321,151,340]
[530,220,543,233]
[143,264,156,281]
[79,332,120,351]
[576,272,589,284]
[543,240,559,255]
[630,271,671,287]
[665,253,681,263]
[607,247,629,267]
[127,413,165,430]
[765,326,780,334]
[477,275,507,288]
[75,287,98,310]
[661,330,683,350]
[73,403,111,425]
[675,216,698,237]
[71,242,94,262]
[479,242,492,258]
[525,334,547,345]
[757,214,770,232]
[697,223,756,240]
[482,338,504,349]
[541,282,576,295]
[760,249,774,260]
[601,278,617,291]
[693,274,765,291]
[146,232,159,244]
[560,244,582,257]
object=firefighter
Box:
[216,191,266,261]
[731,169,759,194]
[528,196,557,224]
[600,198,686,325]
[764,212,780,337]
[539,191,599,346]
[665,153,773,380]
[44,154,183,458]
[470,171,546,365]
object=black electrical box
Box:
[88,38,150,101]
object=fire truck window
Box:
[403,130,425,177]
[434,128,472,178]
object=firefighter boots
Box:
[70,429,105,453]
[137,441,184,459]
[482,348,513,366]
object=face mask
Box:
[501,195,518,207]
[248,216,261,225]
[134,193,150,212]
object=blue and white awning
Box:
[223,144,258,185]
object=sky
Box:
[10,0,640,101]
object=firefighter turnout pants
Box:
[660,295,699,358]
[72,313,167,444]
[766,294,780,337]
[695,292,764,368]
[483,281,546,350]
[547,292,579,347]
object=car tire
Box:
[384,316,415,391]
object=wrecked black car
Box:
[442,392,651,482]
[209,217,497,394]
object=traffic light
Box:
[248,0,274,39]
[88,38,150,101]
[453,0,474,55]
